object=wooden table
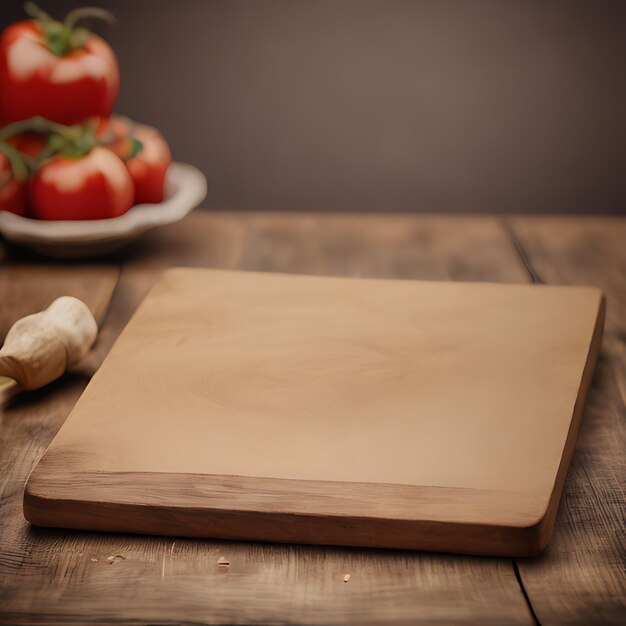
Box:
[0,212,624,625]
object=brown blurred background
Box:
[2,0,625,214]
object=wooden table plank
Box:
[509,217,626,625]
[0,211,588,625]
[0,263,119,340]
[240,212,530,283]
[0,260,120,625]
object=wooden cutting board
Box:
[24,268,604,557]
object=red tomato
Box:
[0,151,27,216]
[95,115,135,159]
[98,116,172,204]
[128,124,172,204]
[0,20,119,125]
[29,147,133,220]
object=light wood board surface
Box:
[25,265,604,557]
[0,213,623,625]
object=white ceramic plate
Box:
[0,162,207,258]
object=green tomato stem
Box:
[24,2,54,24]
[0,116,82,142]
[0,143,29,182]
[0,116,100,175]
[24,2,115,56]
[64,7,115,31]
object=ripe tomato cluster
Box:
[0,4,171,220]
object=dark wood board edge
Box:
[24,472,546,558]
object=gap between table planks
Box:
[0,212,622,624]
[507,217,626,625]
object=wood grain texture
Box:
[0,263,118,338]
[23,268,604,558]
[240,213,531,282]
[24,470,552,555]
[0,260,120,622]
[0,213,541,624]
[509,217,626,625]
